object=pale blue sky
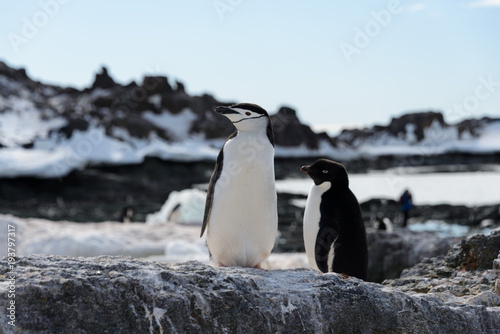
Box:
[1,0,499,131]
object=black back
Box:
[316,186,368,280]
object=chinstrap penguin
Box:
[200,103,277,268]
[301,158,368,280]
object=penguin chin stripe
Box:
[232,115,266,124]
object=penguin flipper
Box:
[314,226,339,273]
[200,132,237,238]
[200,149,224,237]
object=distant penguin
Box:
[301,159,368,280]
[374,215,394,233]
[119,206,134,223]
[200,103,277,268]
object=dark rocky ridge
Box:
[0,61,320,148]
[333,111,500,148]
[1,60,500,154]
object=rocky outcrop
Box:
[456,117,500,139]
[0,61,29,82]
[365,229,457,282]
[336,110,500,151]
[0,61,328,148]
[2,60,500,163]
[271,106,319,149]
[387,111,446,141]
[360,198,500,227]
[384,229,500,306]
[1,254,499,334]
[90,66,118,90]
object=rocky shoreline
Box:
[0,229,499,333]
[1,157,499,225]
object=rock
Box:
[387,111,446,141]
[90,66,117,90]
[1,255,499,334]
[271,106,319,149]
[446,229,500,270]
[366,229,457,282]
[456,117,500,139]
[336,111,447,146]
[336,111,446,145]
[0,61,29,82]
[175,80,185,92]
[384,229,500,305]
[57,118,90,138]
[142,76,173,96]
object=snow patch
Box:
[0,97,67,147]
[142,108,198,140]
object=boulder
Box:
[366,229,457,282]
[0,61,28,81]
[456,117,500,139]
[1,255,499,333]
[142,76,173,96]
[271,106,319,149]
[387,111,446,141]
[445,229,500,271]
[384,229,500,305]
[336,111,448,146]
[91,66,117,90]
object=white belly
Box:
[303,181,331,271]
[207,134,277,267]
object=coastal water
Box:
[276,169,500,206]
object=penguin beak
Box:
[216,106,239,115]
[300,166,310,173]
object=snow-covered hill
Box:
[1,61,499,178]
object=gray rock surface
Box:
[1,254,499,334]
[366,229,458,282]
[384,229,500,307]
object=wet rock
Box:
[1,255,499,334]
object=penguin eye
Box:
[322,170,329,174]
[245,112,251,116]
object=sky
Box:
[1,0,499,133]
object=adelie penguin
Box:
[200,103,277,268]
[301,158,368,280]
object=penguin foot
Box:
[340,273,350,279]
[253,263,262,269]
[218,262,226,267]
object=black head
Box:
[300,158,349,188]
[217,103,269,115]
